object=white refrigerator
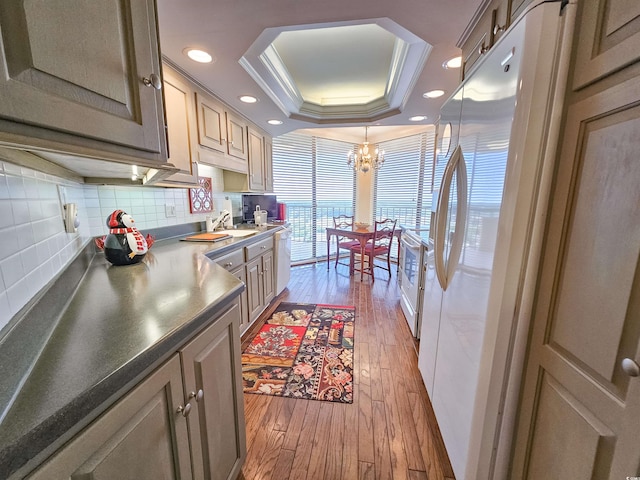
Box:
[418,1,575,479]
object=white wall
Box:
[0,161,235,331]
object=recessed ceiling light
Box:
[239,95,258,104]
[409,115,427,122]
[267,119,283,125]
[183,48,213,64]
[442,56,462,69]
[423,89,445,99]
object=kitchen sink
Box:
[217,229,259,238]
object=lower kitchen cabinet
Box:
[213,234,276,332]
[28,355,193,480]
[180,301,247,480]
[28,302,245,480]
[245,237,275,323]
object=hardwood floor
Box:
[239,262,455,480]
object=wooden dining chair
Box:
[349,218,397,281]
[333,215,359,268]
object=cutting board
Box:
[182,233,233,242]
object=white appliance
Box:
[275,226,292,295]
[399,229,428,338]
[418,1,575,479]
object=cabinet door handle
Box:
[478,42,490,55]
[224,262,233,267]
[622,358,640,377]
[261,245,266,249]
[493,23,506,36]
[176,403,192,417]
[142,73,162,90]
[189,389,205,402]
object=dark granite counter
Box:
[0,224,281,479]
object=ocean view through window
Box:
[273,130,435,263]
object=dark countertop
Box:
[0,224,281,479]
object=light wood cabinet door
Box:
[246,257,265,322]
[264,136,274,193]
[573,0,640,89]
[196,91,249,173]
[262,250,275,306]
[196,92,227,155]
[511,76,640,480]
[180,302,247,480]
[231,266,250,332]
[247,127,265,191]
[0,0,166,161]
[226,111,248,161]
[163,66,199,185]
[461,0,510,79]
[28,355,192,480]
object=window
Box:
[273,132,354,262]
[374,131,436,230]
[273,130,436,263]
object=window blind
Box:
[374,131,436,229]
[272,132,354,262]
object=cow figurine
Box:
[101,210,149,266]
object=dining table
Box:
[326,225,401,279]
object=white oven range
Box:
[399,228,429,338]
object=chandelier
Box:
[347,126,384,173]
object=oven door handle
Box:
[401,235,422,250]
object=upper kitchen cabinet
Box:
[223,126,273,193]
[195,90,249,173]
[158,65,199,186]
[460,0,511,79]
[572,0,640,89]
[264,136,273,192]
[247,127,266,191]
[0,0,168,164]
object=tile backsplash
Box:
[0,160,240,331]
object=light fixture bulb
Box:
[184,48,213,63]
[443,56,462,69]
[239,95,258,103]
[423,89,445,98]
[267,119,283,125]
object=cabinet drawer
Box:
[215,249,245,272]
[245,237,273,261]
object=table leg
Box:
[359,240,365,281]
[327,232,331,269]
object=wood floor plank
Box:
[380,368,416,477]
[407,392,447,480]
[244,394,272,450]
[249,429,286,480]
[358,383,375,464]
[306,402,334,479]
[342,402,359,480]
[372,400,393,480]
[358,342,371,387]
[288,401,322,479]
[408,470,429,480]
[324,404,345,480]
[272,448,296,480]
[359,461,375,480]
[392,380,426,472]
[274,397,297,432]
[240,264,454,480]
[282,399,309,451]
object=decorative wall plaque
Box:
[189,177,213,213]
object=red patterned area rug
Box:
[242,302,355,403]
